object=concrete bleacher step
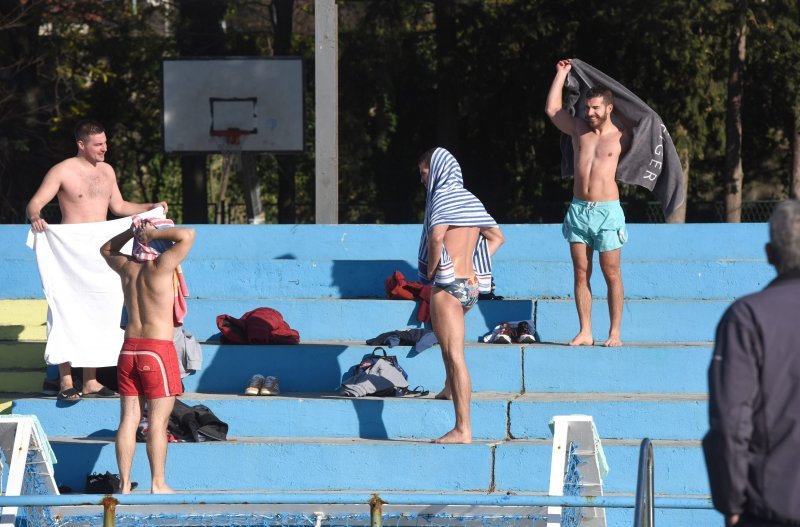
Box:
[180,298,726,343]
[33,341,711,397]
[0,297,728,343]
[12,392,707,441]
[2,223,773,301]
[0,342,46,393]
[45,436,709,495]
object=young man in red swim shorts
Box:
[100,221,195,493]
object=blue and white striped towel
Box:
[418,148,497,293]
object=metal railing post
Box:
[102,495,118,527]
[633,438,655,527]
[369,494,384,527]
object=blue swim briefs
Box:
[562,198,628,252]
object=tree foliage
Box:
[1,0,799,224]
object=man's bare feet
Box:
[432,428,472,444]
[435,388,452,400]
[151,483,175,494]
[568,332,594,346]
[603,334,622,347]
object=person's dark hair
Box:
[418,148,436,168]
[768,199,800,274]
[74,120,105,143]
[586,85,614,106]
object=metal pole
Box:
[102,496,118,527]
[0,492,713,509]
[369,494,384,527]
[633,438,655,527]
[314,0,339,224]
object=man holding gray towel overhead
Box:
[546,59,631,347]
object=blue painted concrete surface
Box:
[14,395,707,441]
[50,439,494,492]
[524,345,712,393]
[0,223,768,261]
[15,396,508,441]
[509,399,708,440]
[1,223,772,301]
[493,441,710,495]
[534,299,727,343]
[2,221,747,518]
[1,258,773,300]
[48,438,708,496]
[181,298,724,343]
[184,344,521,393]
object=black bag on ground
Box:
[168,399,229,442]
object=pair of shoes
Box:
[244,374,281,396]
[57,388,82,402]
[494,322,536,344]
[82,386,119,398]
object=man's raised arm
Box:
[545,59,576,136]
[100,227,135,273]
[146,227,196,271]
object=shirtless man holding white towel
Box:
[27,120,167,401]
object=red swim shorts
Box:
[117,338,183,399]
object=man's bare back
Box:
[101,225,195,341]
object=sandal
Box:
[57,388,81,402]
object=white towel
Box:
[26,208,164,367]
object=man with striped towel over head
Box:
[418,147,505,444]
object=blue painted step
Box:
[47,438,708,496]
[1,224,771,301]
[0,223,768,261]
[524,344,711,393]
[14,392,707,441]
[4,257,771,300]
[181,298,726,343]
[38,343,711,396]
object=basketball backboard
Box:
[162,57,304,153]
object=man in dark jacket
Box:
[703,200,800,526]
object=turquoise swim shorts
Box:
[562,198,628,252]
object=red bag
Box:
[216,308,300,345]
[384,271,431,324]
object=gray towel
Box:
[561,58,685,218]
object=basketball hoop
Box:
[210,128,252,145]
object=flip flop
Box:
[57,388,81,402]
[82,386,119,398]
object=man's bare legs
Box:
[569,242,595,346]
[599,249,623,347]
[430,288,472,444]
[146,396,176,494]
[116,395,143,493]
[58,364,110,398]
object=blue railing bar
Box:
[0,493,712,509]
